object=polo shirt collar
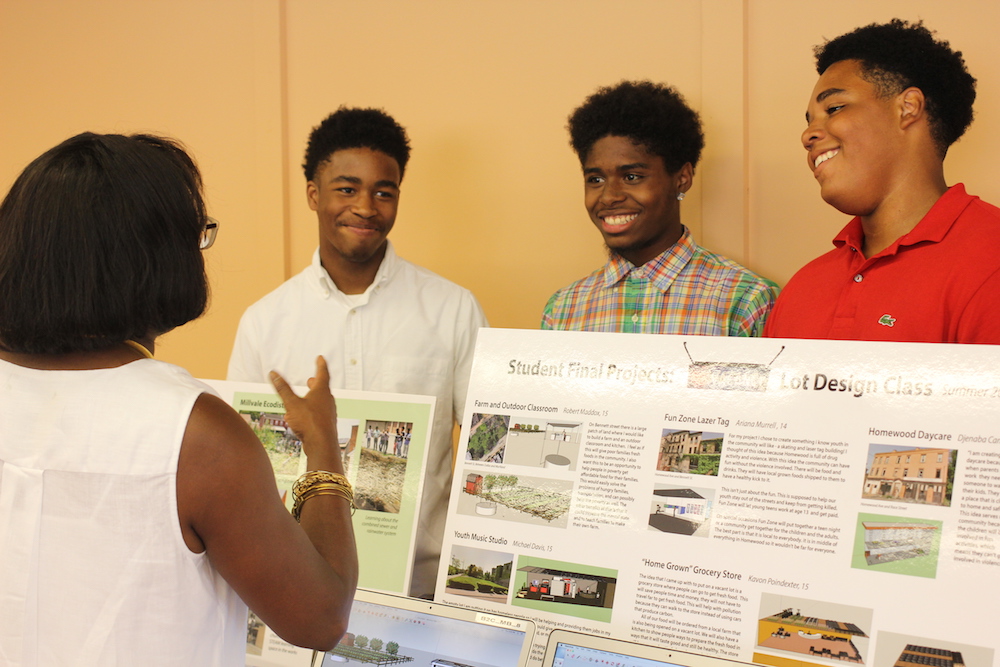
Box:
[308,240,399,300]
[602,226,695,293]
[833,183,974,257]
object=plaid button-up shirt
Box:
[541,228,778,336]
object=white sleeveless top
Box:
[0,358,246,666]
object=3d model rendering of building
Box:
[758,608,867,663]
[863,448,952,505]
[330,632,414,666]
[506,420,582,469]
[648,488,711,535]
[461,474,571,521]
[514,565,616,609]
[652,488,708,517]
[465,473,483,495]
[862,522,938,565]
[893,644,964,667]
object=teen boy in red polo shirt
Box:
[765,19,1000,343]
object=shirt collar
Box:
[833,184,975,257]
[308,239,399,300]
[602,226,695,293]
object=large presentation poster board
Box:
[436,329,1000,667]
[204,380,434,667]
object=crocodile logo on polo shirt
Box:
[878,314,896,327]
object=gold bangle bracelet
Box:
[292,470,356,521]
[293,471,352,496]
[292,491,355,521]
[300,488,353,502]
[297,482,354,504]
[298,485,353,504]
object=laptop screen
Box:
[551,639,686,667]
[319,590,533,667]
[544,630,755,667]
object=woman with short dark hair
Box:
[0,132,357,665]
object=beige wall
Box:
[0,0,285,377]
[748,1,1000,285]
[2,1,997,379]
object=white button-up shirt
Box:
[228,241,487,595]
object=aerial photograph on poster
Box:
[466,413,511,464]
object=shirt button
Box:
[854,274,863,283]
[350,359,358,366]
[631,314,639,323]
[349,309,356,315]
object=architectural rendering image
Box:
[893,644,965,667]
[871,631,992,667]
[466,413,510,463]
[457,472,572,528]
[862,445,955,506]
[511,556,617,622]
[753,595,872,667]
[851,514,942,578]
[327,632,414,666]
[757,607,869,663]
[648,485,714,536]
[656,429,724,475]
[861,521,938,565]
[499,418,582,470]
[515,567,613,607]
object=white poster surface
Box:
[436,329,1000,667]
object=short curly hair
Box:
[302,107,411,182]
[568,80,704,173]
[815,19,976,156]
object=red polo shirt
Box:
[765,184,1000,343]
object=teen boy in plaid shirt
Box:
[542,81,777,336]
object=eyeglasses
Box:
[200,217,219,250]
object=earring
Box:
[677,192,685,201]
